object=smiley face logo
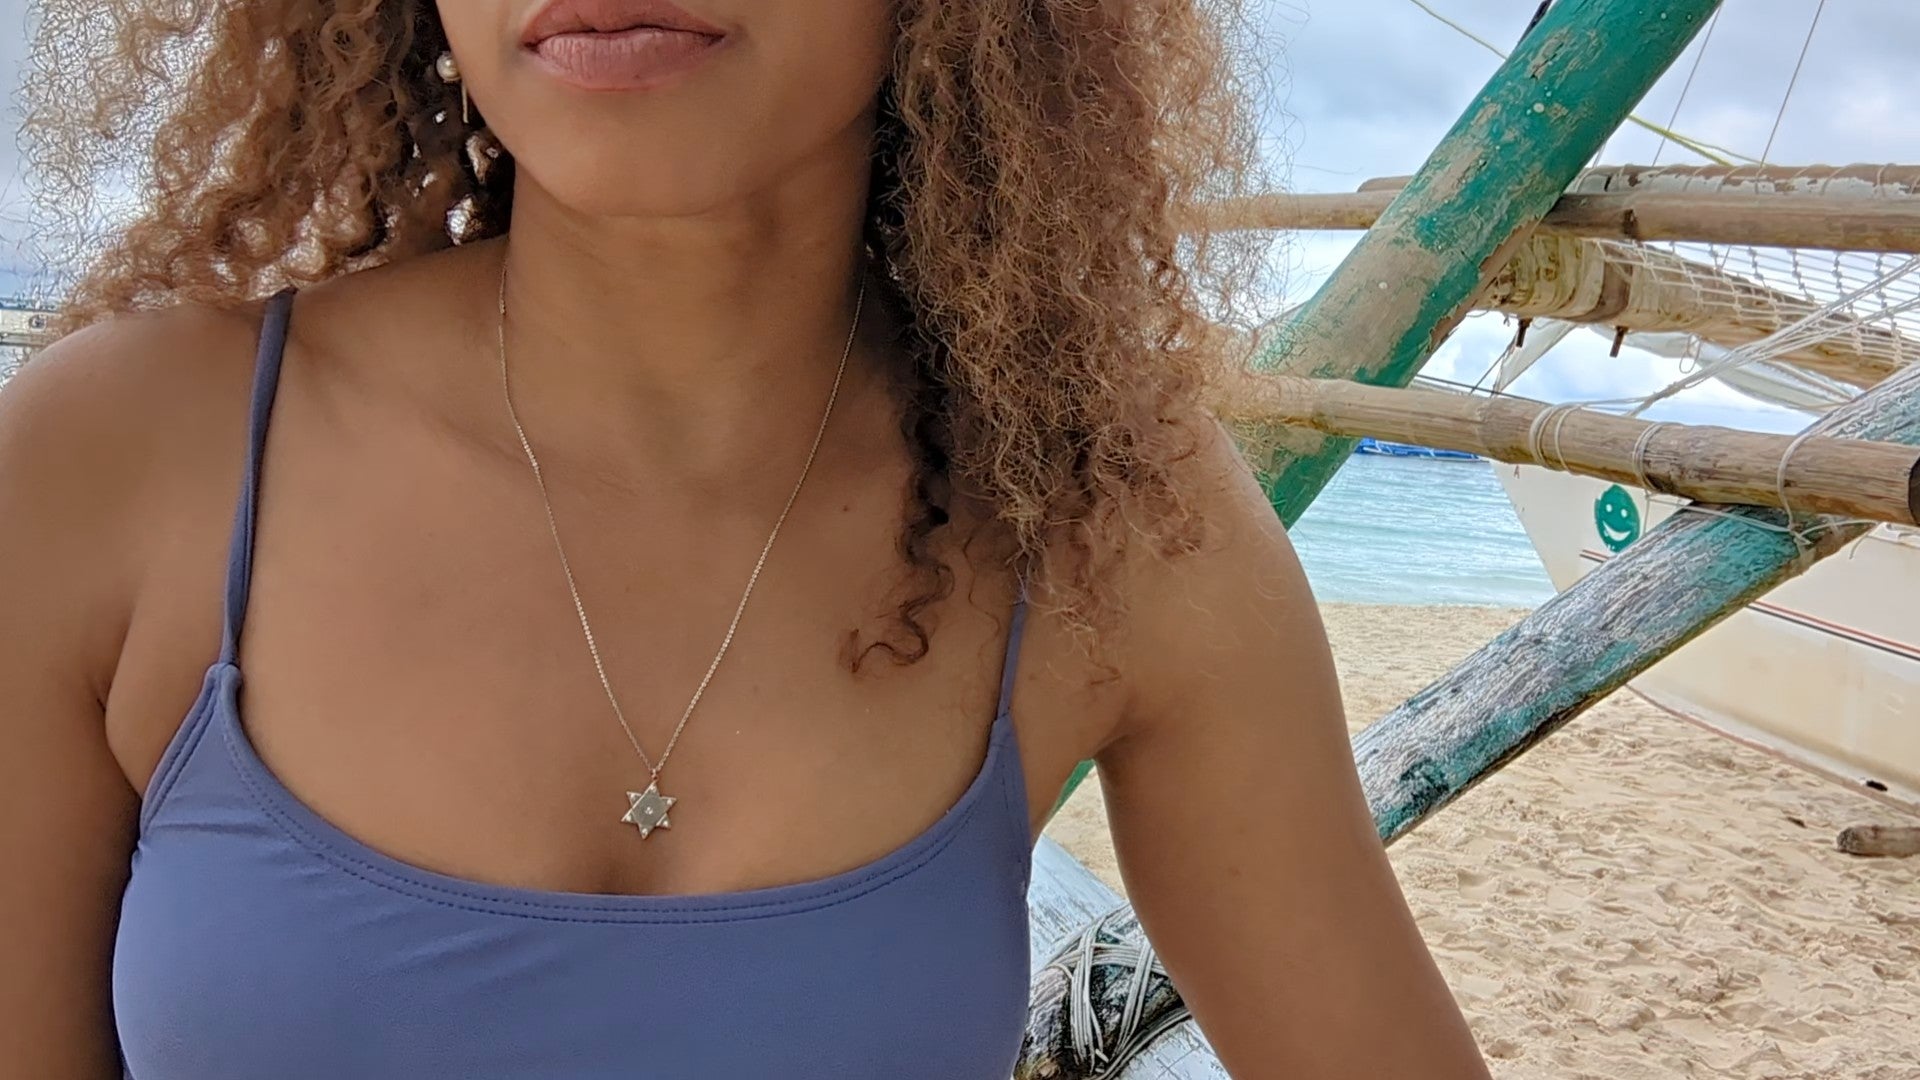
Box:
[1593,484,1641,553]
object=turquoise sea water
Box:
[1289,454,1555,608]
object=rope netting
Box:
[1480,236,1920,392]
[1471,162,1920,395]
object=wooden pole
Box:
[1355,359,1920,843]
[1476,236,1908,389]
[1227,375,1920,525]
[1836,826,1920,858]
[0,300,57,350]
[1253,0,1725,527]
[1194,189,1920,254]
[1019,839,1220,1078]
[1360,162,1920,198]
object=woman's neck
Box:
[477,156,893,485]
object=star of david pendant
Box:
[621,783,676,839]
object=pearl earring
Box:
[435,50,469,124]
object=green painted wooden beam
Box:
[1044,0,1723,826]
[1260,0,1723,527]
[1357,360,1920,844]
[1048,759,1095,821]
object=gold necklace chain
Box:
[495,255,866,839]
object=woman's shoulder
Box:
[1,297,268,493]
[1119,411,1303,602]
[0,297,271,636]
[1106,413,1327,725]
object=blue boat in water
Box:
[1352,437,1481,461]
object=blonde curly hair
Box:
[21,0,1280,664]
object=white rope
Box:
[1626,255,1920,418]
[1034,907,1190,1079]
[1629,421,1672,494]
[1525,401,1590,471]
[1773,424,1823,527]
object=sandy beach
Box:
[1043,603,1920,1079]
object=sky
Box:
[3,0,1915,428]
[1245,0,1920,431]
[0,0,28,286]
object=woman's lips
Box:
[526,25,723,92]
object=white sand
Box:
[1043,604,1920,1078]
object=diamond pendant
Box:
[621,782,676,839]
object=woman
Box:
[1,0,1490,1076]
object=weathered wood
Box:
[1196,192,1392,232]
[1361,162,1920,199]
[1836,825,1920,858]
[0,300,56,350]
[1476,236,1910,389]
[1022,839,1225,1079]
[1053,0,1724,831]
[1204,237,1908,394]
[1546,193,1920,253]
[1254,0,1725,526]
[1226,374,1920,525]
[1196,189,1920,255]
[1356,359,1920,843]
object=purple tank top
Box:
[113,287,1037,1078]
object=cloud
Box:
[0,0,36,289]
[1264,0,1920,189]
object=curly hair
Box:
[20,0,1280,665]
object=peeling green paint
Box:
[1255,0,1722,527]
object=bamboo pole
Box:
[1361,162,1920,198]
[1195,189,1920,254]
[1356,358,1920,843]
[1228,375,1920,525]
[1252,0,1724,526]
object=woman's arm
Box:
[0,327,177,1079]
[1099,421,1490,1078]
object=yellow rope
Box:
[1402,0,1758,167]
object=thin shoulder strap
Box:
[219,286,298,665]
[993,578,1030,718]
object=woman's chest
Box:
[110,483,1120,901]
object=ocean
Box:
[1289,454,1555,608]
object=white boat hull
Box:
[1497,464,1920,805]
